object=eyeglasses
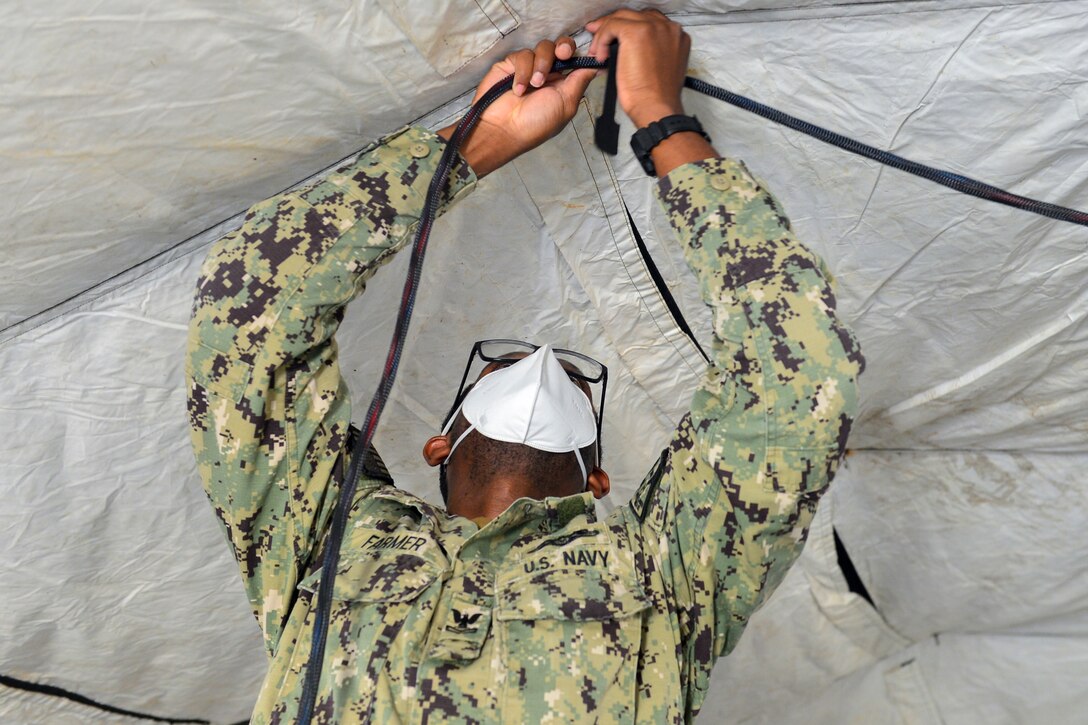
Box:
[441,339,608,449]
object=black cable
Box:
[297,54,1087,724]
[0,673,232,724]
[295,67,520,725]
[683,75,1088,227]
[591,57,1087,226]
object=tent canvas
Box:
[2,1,1086,722]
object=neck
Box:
[447,476,534,522]
[447,475,581,523]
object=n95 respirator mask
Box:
[441,345,598,482]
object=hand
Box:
[586,9,690,128]
[438,37,597,177]
[587,9,717,176]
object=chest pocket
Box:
[496,543,649,723]
[295,549,442,717]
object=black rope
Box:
[295,68,520,725]
[297,54,1087,724]
[683,75,1088,227]
[0,673,240,724]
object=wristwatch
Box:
[630,115,711,176]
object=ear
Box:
[586,466,610,500]
[422,435,451,467]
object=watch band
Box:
[630,114,711,176]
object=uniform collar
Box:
[470,491,597,538]
[370,485,598,551]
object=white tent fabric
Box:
[2,1,1086,723]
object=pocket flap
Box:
[299,551,440,603]
[497,566,648,622]
[186,341,255,407]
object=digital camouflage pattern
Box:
[187,126,864,723]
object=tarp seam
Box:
[0,94,487,346]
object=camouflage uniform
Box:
[187,126,864,723]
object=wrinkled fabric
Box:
[186,126,863,723]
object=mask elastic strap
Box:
[447,423,476,460]
[440,404,461,436]
[442,393,588,484]
[573,447,588,486]
[449,424,587,484]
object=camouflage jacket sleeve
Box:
[185,126,476,655]
[627,158,864,710]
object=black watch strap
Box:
[630,114,711,176]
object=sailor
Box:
[186,8,864,722]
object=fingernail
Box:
[514,83,527,96]
[531,71,545,87]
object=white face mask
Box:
[441,345,598,483]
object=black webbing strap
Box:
[594,40,620,154]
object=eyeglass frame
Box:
[440,338,608,457]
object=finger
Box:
[586,16,617,56]
[588,20,625,61]
[555,36,575,61]
[531,39,556,87]
[588,7,667,54]
[589,13,648,60]
[587,19,605,58]
[474,54,513,102]
[510,49,534,96]
[541,70,567,85]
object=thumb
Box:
[557,68,597,112]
